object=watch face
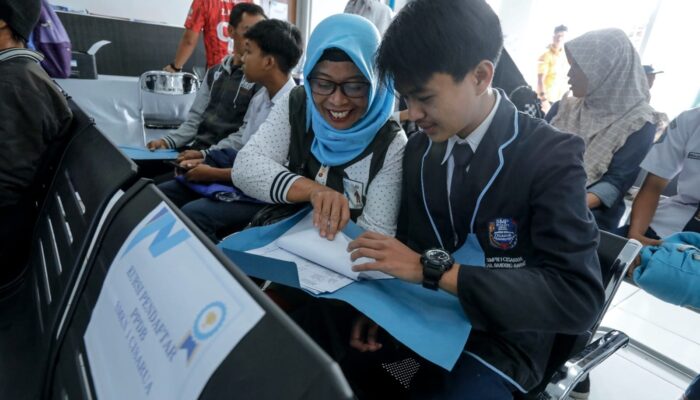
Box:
[426,249,451,263]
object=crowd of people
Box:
[1,0,699,398]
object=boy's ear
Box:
[264,54,276,71]
[474,60,495,95]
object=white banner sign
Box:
[84,202,265,400]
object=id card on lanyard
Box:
[420,109,520,267]
[315,165,330,186]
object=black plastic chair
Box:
[0,121,138,399]
[516,231,642,400]
[46,182,353,400]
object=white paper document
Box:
[246,214,392,294]
[84,203,265,400]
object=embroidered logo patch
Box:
[489,218,518,250]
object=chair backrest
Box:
[26,97,93,215]
[27,124,138,354]
[139,71,199,130]
[47,183,353,400]
[519,231,642,398]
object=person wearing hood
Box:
[547,28,657,231]
[232,13,407,238]
[148,3,266,153]
[0,0,73,286]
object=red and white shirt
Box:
[184,0,251,69]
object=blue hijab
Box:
[303,14,395,167]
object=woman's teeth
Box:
[329,110,350,119]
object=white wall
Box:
[51,0,196,26]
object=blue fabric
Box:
[633,232,700,308]
[218,208,471,371]
[173,175,262,203]
[303,14,394,166]
[119,146,178,160]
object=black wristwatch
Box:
[169,62,182,72]
[421,248,454,290]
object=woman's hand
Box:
[310,188,350,240]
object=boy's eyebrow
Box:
[405,86,429,96]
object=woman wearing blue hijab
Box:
[233,14,406,239]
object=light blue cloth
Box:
[118,146,178,160]
[303,14,395,167]
[218,208,471,371]
[634,232,700,308]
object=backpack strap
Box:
[287,86,312,174]
[366,120,401,186]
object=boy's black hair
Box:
[9,27,26,46]
[244,19,303,75]
[376,0,503,89]
[554,25,568,34]
[229,3,266,28]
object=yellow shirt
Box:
[537,46,565,102]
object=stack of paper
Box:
[246,214,392,294]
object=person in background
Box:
[157,19,303,241]
[643,64,663,90]
[164,0,252,72]
[0,0,72,287]
[536,24,568,112]
[643,64,669,139]
[625,107,700,245]
[148,3,266,152]
[344,0,393,36]
[548,28,656,232]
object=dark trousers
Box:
[686,375,700,400]
[157,180,265,241]
[290,297,514,400]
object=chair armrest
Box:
[543,330,629,400]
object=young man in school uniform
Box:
[344,0,605,397]
[157,19,303,240]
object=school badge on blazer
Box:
[489,218,518,250]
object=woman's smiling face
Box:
[309,60,370,130]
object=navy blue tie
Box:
[450,143,474,206]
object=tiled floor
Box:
[583,282,699,399]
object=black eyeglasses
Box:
[307,77,370,98]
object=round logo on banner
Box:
[489,218,518,250]
[193,301,227,341]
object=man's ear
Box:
[227,24,234,38]
[0,20,7,29]
[473,60,495,95]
